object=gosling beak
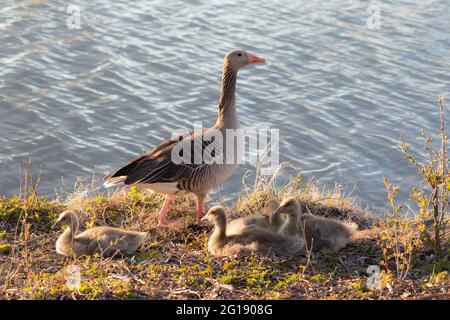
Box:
[272,206,284,216]
[247,53,265,64]
[51,221,59,230]
[200,215,208,222]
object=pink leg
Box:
[196,195,208,225]
[157,195,180,227]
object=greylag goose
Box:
[202,205,304,257]
[52,211,147,257]
[273,197,355,252]
[103,50,265,227]
[226,199,283,236]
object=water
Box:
[0,0,449,211]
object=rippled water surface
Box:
[1,0,449,210]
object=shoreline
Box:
[1,175,448,300]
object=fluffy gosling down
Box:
[273,197,356,253]
[52,211,148,257]
[226,199,283,236]
[203,205,304,258]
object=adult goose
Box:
[104,50,265,227]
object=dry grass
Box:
[0,164,448,300]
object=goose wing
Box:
[104,129,219,186]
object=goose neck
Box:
[212,219,227,242]
[216,64,238,128]
[58,226,77,252]
[286,215,299,236]
[70,215,79,235]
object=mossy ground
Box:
[0,179,448,300]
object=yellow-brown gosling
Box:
[226,199,284,236]
[272,197,356,253]
[202,205,304,257]
[52,211,148,257]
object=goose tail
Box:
[103,176,126,188]
[345,221,359,234]
[136,232,148,244]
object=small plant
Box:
[0,243,11,255]
[378,96,450,280]
[398,96,449,259]
[377,180,422,279]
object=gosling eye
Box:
[237,52,242,57]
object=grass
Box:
[0,169,448,300]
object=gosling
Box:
[52,211,148,257]
[203,205,304,258]
[226,199,283,236]
[273,197,355,253]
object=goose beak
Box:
[272,206,284,216]
[247,53,265,64]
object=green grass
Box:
[0,172,448,300]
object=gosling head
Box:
[52,211,79,230]
[224,50,265,72]
[262,199,280,217]
[201,205,227,227]
[262,199,285,226]
[272,197,302,219]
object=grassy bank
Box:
[0,170,448,300]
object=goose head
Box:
[262,199,285,226]
[272,197,302,220]
[262,199,280,216]
[52,210,79,231]
[202,205,227,228]
[224,50,265,72]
